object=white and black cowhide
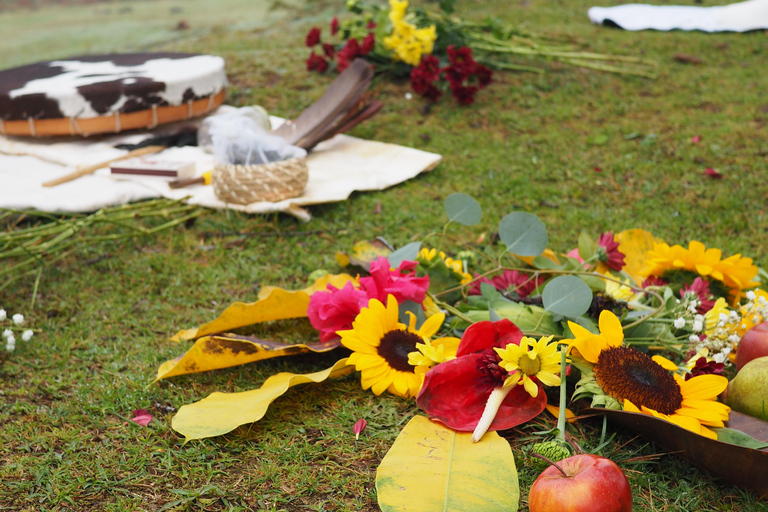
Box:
[0,53,227,120]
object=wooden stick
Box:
[42,145,166,188]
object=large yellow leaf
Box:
[172,358,353,442]
[615,229,664,283]
[257,273,356,300]
[376,416,519,512]
[170,288,311,343]
[155,334,342,381]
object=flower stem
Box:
[472,386,512,443]
[557,344,567,443]
[530,452,568,478]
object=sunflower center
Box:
[594,346,683,415]
[377,329,422,372]
[475,348,507,389]
[518,353,541,376]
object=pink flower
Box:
[308,282,369,342]
[467,270,540,298]
[704,167,723,179]
[681,277,715,313]
[597,232,626,271]
[642,276,668,288]
[359,257,430,304]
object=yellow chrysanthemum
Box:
[383,1,436,66]
[566,310,730,440]
[339,295,445,398]
[615,229,664,284]
[388,0,407,24]
[418,247,472,285]
[494,335,561,398]
[704,297,729,335]
[603,277,637,302]
[407,334,459,378]
[640,240,758,301]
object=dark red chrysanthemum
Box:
[322,43,335,60]
[367,20,377,29]
[643,275,668,288]
[686,356,725,380]
[330,17,339,36]
[305,27,321,47]
[597,231,626,272]
[360,33,375,55]
[416,319,547,432]
[467,270,540,298]
[681,277,716,313]
[306,51,321,71]
[450,84,479,106]
[474,63,493,87]
[410,55,442,100]
[337,38,361,72]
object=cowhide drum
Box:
[0,52,227,137]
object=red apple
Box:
[736,322,768,370]
[528,454,632,512]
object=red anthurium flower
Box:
[416,319,547,433]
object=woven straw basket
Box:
[212,156,309,204]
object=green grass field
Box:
[1,0,768,510]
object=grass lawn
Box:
[1,0,768,510]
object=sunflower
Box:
[339,294,445,398]
[567,310,730,440]
[494,335,561,398]
[640,240,758,301]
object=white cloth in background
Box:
[0,113,441,221]
[588,0,768,31]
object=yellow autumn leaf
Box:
[337,239,392,270]
[615,228,664,284]
[376,416,519,512]
[257,273,356,300]
[170,273,354,343]
[171,358,353,442]
[155,334,342,381]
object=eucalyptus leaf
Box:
[444,193,482,226]
[480,282,502,301]
[578,231,596,262]
[712,428,768,450]
[388,241,422,267]
[399,300,426,329]
[580,275,607,292]
[542,275,593,318]
[499,212,548,257]
[532,255,564,270]
[489,304,501,322]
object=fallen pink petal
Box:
[354,418,367,440]
[704,167,723,179]
[131,409,153,427]
[691,135,702,143]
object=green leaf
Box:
[171,359,354,441]
[499,212,548,257]
[532,255,564,270]
[577,231,596,262]
[489,304,501,322]
[399,300,426,329]
[389,241,422,267]
[712,428,768,450]
[376,416,519,512]
[542,275,593,318]
[444,193,482,226]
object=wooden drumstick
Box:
[42,145,166,188]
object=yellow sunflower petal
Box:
[392,372,410,397]
[652,355,679,371]
[623,400,641,413]
[598,310,624,347]
[370,370,393,396]
[417,312,445,338]
[680,374,728,400]
[675,406,726,426]
[699,425,719,440]
[351,353,387,371]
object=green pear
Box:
[723,356,768,420]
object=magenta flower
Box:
[308,282,369,342]
[359,257,430,304]
[681,277,715,313]
[416,319,547,433]
[597,232,626,272]
[467,270,541,298]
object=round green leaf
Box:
[499,212,548,256]
[542,275,593,318]
[388,241,422,267]
[444,193,482,226]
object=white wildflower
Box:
[2,329,11,340]
[713,352,726,363]
[689,334,701,343]
[747,290,756,301]
[674,317,686,329]
[404,92,413,100]
[21,330,33,342]
[0,309,5,321]
[12,314,24,325]
[5,339,14,352]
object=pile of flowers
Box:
[156,193,767,505]
[303,0,656,106]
